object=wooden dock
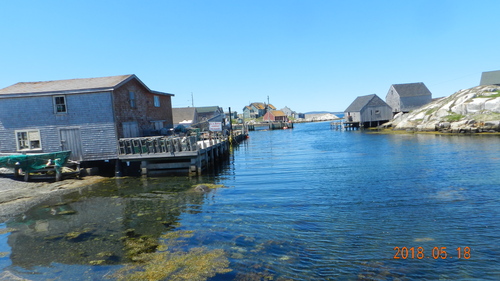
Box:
[330,120,360,130]
[117,131,246,176]
[234,121,294,131]
[330,120,388,130]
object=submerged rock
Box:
[193,183,224,192]
[194,184,210,192]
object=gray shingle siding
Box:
[480,70,500,86]
[344,94,392,123]
[0,92,118,160]
[386,83,432,113]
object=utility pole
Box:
[191,92,194,107]
[266,96,270,122]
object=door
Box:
[123,122,139,138]
[59,128,84,161]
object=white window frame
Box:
[154,95,160,107]
[53,95,67,114]
[15,129,42,151]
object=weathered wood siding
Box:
[113,79,173,138]
[400,95,432,112]
[359,105,393,123]
[386,87,401,112]
[0,92,118,161]
[386,84,432,113]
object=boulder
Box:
[194,184,210,192]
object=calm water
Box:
[1,122,500,280]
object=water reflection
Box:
[6,177,211,269]
[2,123,500,280]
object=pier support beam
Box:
[115,159,123,177]
[141,161,148,176]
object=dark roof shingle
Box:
[391,82,431,97]
[345,94,389,112]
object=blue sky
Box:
[1,0,499,113]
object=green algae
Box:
[0,228,17,235]
[113,230,231,281]
[192,183,225,189]
[65,227,94,241]
[58,210,77,215]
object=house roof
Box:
[391,82,431,97]
[196,106,222,114]
[251,102,266,110]
[172,107,197,124]
[480,70,500,85]
[249,102,276,110]
[0,74,173,98]
[345,94,388,112]
[269,110,286,117]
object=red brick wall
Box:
[113,78,173,138]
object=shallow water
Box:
[1,122,500,280]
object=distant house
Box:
[225,110,238,121]
[344,94,392,127]
[196,106,224,122]
[242,106,255,119]
[172,107,198,127]
[242,102,276,119]
[0,74,173,162]
[263,110,288,122]
[281,106,294,117]
[480,70,500,85]
[385,82,432,114]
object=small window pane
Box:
[16,130,42,150]
[154,96,160,107]
[17,132,28,150]
[54,96,67,113]
[129,92,136,108]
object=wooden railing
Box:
[118,134,228,156]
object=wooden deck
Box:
[234,121,294,131]
[117,132,245,176]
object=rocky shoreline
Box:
[386,85,500,133]
[0,170,107,223]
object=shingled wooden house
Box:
[344,94,392,128]
[385,82,432,114]
[0,75,174,163]
[242,102,276,119]
[172,107,198,127]
[263,110,288,122]
[480,70,500,85]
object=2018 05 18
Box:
[393,246,471,260]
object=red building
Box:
[263,110,288,122]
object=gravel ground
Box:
[0,169,106,223]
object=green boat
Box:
[0,151,72,181]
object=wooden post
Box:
[14,163,20,178]
[141,161,148,176]
[55,169,62,181]
[115,159,123,177]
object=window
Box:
[53,96,67,113]
[154,95,160,107]
[151,120,164,130]
[129,91,136,108]
[16,130,42,151]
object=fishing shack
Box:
[0,74,174,176]
[344,94,392,129]
[385,82,432,115]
